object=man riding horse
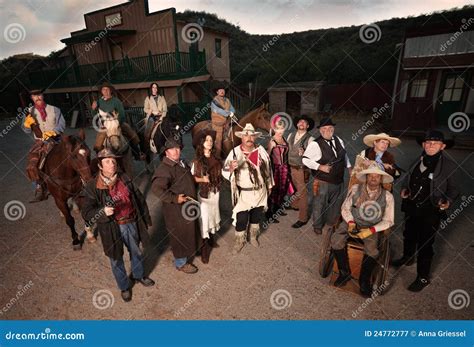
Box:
[92,82,143,160]
[23,89,65,203]
[211,82,236,159]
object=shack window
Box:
[215,38,222,58]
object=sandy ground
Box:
[0,118,472,320]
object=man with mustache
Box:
[222,124,274,254]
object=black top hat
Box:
[29,89,44,96]
[164,138,183,151]
[293,115,315,131]
[192,128,217,148]
[416,129,454,149]
[316,117,336,128]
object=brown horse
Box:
[41,129,93,250]
[191,103,272,158]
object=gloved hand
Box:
[42,130,57,141]
[351,227,374,239]
[23,115,36,129]
[229,112,238,122]
[347,221,356,233]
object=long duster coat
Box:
[151,157,198,259]
[81,174,151,260]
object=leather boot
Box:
[209,234,219,248]
[359,255,378,297]
[249,224,260,247]
[333,248,351,287]
[232,231,246,254]
[29,182,48,203]
[201,239,211,264]
[408,258,431,292]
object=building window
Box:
[443,76,464,102]
[399,80,409,103]
[410,72,429,98]
[215,38,222,58]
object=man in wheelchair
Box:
[332,164,394,297]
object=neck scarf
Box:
[100,172,118,187]
[35,102,47,122]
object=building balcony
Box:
[29,51,208,90]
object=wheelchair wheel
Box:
[372,233,391,295]
[319,226,335,278]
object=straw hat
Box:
[356,164,394,184]
[363,133,401,147]
[235,123,262,138]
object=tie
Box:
[375,153,385,171]
[326,138,337,157]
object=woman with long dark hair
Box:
[191,129,222,264]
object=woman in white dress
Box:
[191,129,222,264]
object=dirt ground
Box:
[0,118,473,320]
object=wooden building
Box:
[28,0,231,124]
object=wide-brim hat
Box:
[416,129,454,149]
[212,81,229,93]
[235,123,262,138]
[356,164,394,184]
[97,148,122,159]
[164,138,183,151]
[363,132,401,147]
[192,128,217,148]
[98,81,115,93]
[293,114,315,131]
[317,117,336,128]
[29,89,44,96]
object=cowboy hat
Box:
[416,129,454,149]
[316,117,336,128]
[363,132,401,147]
[192,128,217,148]
[164,138,183,151]
[98,81,116,94]
[29,89,44,96]
[97,148,122,159]
[212,81,229,94]
[293,114,315,131]
[235,123,262,138]
[356,164,394,184]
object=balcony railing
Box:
[29,51,208,89]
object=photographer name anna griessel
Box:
[418,330,467,337]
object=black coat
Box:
[151,157,198,259]
[401,151,459,212]
[81,174,151,260]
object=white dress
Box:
[191,163,221,239]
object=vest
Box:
[351,186,387,228]
[287,131,312,167]
[313,136,346,184]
